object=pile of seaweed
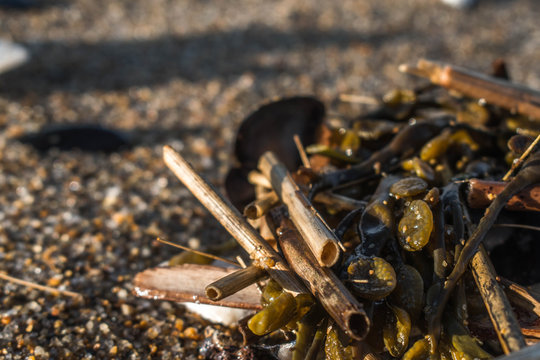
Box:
[138,59,540,360]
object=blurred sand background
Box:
[0,0,539,358]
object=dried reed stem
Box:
[259,151,341,267]
[275,215,370,340]
[470,245,526,354]
[243,191,279,219]
[163,146,306,294]
[400,59,540,120]
[205,265,267,301]
[247,170,272,188]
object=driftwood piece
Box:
[163,146,306,295]
[470,245,527,354]
[467,179,540,212]
[259,151,341,267]
[133,264,262,310]
[400,59,540,120]
[274,215,370,341]
[205,265,267,301]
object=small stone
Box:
[183,327,200,340]
[47,276,62,287]
[146,326,159,340]
[109,346,118,356]
[116,288,128,300]
[86,321,95,332]
[99,323,110,335]
[34,346,48,358]
[174,319,184,332]
[121,304,133,316]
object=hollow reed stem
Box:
[400,59,540,120]
[273,214,370,341]
[243,191,279,219]
[205,265,267,301]
[259,151,342,267]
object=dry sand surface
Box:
[0,0,539,358]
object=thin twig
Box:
[293,134,311,169]
[494,224,540,232]
[163,146,306,294]
[157,238,240,267]
[0,271,82,300]
[503,134,540,181]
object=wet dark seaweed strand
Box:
[310,121,446,194]
[334,206,366,241]
[358,175,400,257]
[427,188,447,282]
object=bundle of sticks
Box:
[135,59,540,360]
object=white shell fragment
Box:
[184,302,254,326]
[440,0,478,9]
[0,40,29,74]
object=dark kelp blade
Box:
[225,166,256,211]
[17,124,130,152]
[234,96,325,171]
[225,96,325,210]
